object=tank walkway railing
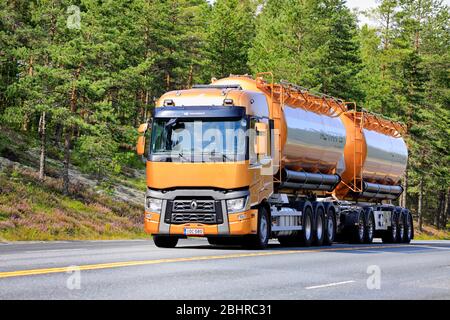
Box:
[255,74,406,138]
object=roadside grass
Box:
[0,167,147,241]
[414,224,450,240]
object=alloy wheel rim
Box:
[305,215,312,240]
[392,222,397,239]
[407,216,412,238]
[317,215,323,240]
[327,216,334,240]
[399,223,404,240]
[359,217,365,239]
[260,215,268,243]
[368,217,374,239]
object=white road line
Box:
[305,280,355,290]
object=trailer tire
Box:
[397,213,406,243]
[153,235,178,248]
[350,212,365,244]
[244,206,270,250]
[403,210,413,244]
[364,210,375,244]
[313,206,325,246]
[382,211,398,243]
[323,207,336,246]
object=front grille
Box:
[165,199,223,225]
[172,200,215,213]
[171,213,216,224]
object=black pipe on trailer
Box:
[278,169,341,192]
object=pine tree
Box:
[249,0,362,101]
[205,0,256,79]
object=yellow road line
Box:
[0,244,412,279]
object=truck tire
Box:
[278,205,314,247]
[153,235,178,248]
[323,207,336,246]
[364,211,375,244]
[299,206,314,247]
[313,207,325,246]
[382,212,398,243]
[350,212,365,244]
[245,206,270,249]
[403,210,413,244]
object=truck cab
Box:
[137,77,275,248]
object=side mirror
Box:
[136,135,146,156]
[136,122,150,156]
[255,122,268,155]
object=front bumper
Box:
[143,188,257,236]
[144,209,258,236]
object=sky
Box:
[348,0,450,26]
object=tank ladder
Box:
[348,103,364,193]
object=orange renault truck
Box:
[136,73,412,249]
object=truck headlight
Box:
[146,197,162,213]
[226,197,248,213]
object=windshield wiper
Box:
[209,151,233,162]
[178,152,190,162]
[165,118,178,128]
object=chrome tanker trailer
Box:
[136,73,412,249]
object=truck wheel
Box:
[245,206,270,249]
[323,209,336,246]
[313,207,325,246]
[153,235,178,248]
[364,212,375,244]
[382,213,398,243]
[299,206,314,247]
[350,213,365,244]
[403,211,413,243]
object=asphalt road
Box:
[0,239,449,300]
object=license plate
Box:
[184,228,204,236]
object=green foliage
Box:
[73,134,118,179]
[249,0,362,100]
[205,0,256,78]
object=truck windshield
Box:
[149,118,248,162]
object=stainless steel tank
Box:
[363,129,408,184]
[282,105,347,175]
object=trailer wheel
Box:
[403,210,413,244]
[350,212,365,244]
[323,208,336,246]
[364,212,375,244]
[245,206,270,249]
[313,207,325,246]
[382,212,398,243]
[153,235,178,248]
[397,214,406,243]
